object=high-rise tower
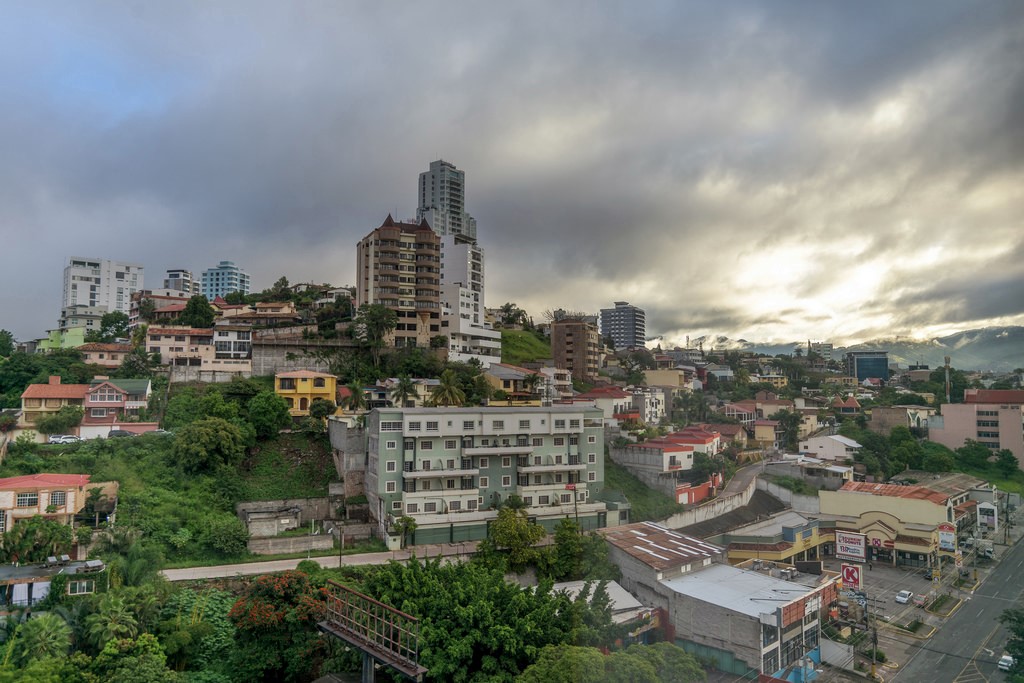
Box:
[417,160,477,242]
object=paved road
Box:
[161,541,480,581]
[895,521,1024,683]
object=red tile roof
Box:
[148,328,214,335]
[21,383,89,400]
[577,386,631,399]
[276,370,336,379]
[0,473,91,489]
[78,343,133,353]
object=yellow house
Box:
[707,510,835,565]
[275,370,338,417]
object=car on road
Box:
[47,434,81,444]
[895,590,914,604]
[999,654,1015,671]
[107,429,136,438]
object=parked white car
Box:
[999,654,1015,671]
[895,590,914,604]
[47,434,81,444]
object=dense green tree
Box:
[86,595,140,649]
[516,645,606,683]
[921,442,957,472]
[364,557,609,682]
[996,449,1020,477]
[341,381,367,412]
[430,369,466,407]
[115,348,158,379]
[198,516,249,557]
[158,587,236,674]
[487,506,546,573]
[247,391,291,439]
[768,409,802,450]
[0,515,73,563]
[0,330,14,357]
[163,388,239,431]
[308,398,336,421]
[85,311,130,343]
[623,642,706,682]
[351,304,398,370]
[171,417,246,474]
[91,633,177,683]
[177,295,215,328]
[12,613,71,666]
[34,405,84,436]
[955,440,992,470]
[228,571,329,682]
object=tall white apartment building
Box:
[163,268,200,295]
[417,160,477,242]
[439,235,500,366]
[201,261,251,300]
[62,257,144,319]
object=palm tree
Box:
[86,594,139,648]
[15,613,71,665]
[521,372,543,400]
[390,375,417,408]
[430,370,466,407]
[342,382,367,413]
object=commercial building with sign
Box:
[602,522,839,679]
[819,481,976,569]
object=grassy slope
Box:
[603,454,685,522]
[501,329,552,366]
[239,432,335,500]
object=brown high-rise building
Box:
[551,318,600,383]
[356,215,442,348]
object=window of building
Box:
[16,493,38,508]
[50,491,67,507]
[555,474,563,483]
[519,419,530,429]
[492,420,504,430]
[501,476,511,487]
[91,408,107,418]
[313,378,326,388]
[386,481,396,493]
[424,502,437,513]
[502,457,511,468]
[386,440,397,450]
[554,437,565,446]
[588,453,597,464]
[408,421,421,431]
[450,500,461,511]
[446,479,456,490]
[539,495,550,505]
[561,494,572,503]
[588,435,597,444]
[554,419,566,429]
[386,461,397,472]
[421,441,433,450]
[0,512,5,534]
[463,420,474,430]
[445,439,457,450]
[532,437,543,447]
[588,472,596,482]
[479,457,489,468]
[426,421,439,431]
[479,476,489,488]
[68,579,96,596]
[569,436,579,445]
[406,503,419,513]
[467,499,477,510]
[392,501,402,511]
[421,480,431,491]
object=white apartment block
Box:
[62,257,144,318]
[439,234,500,366]
[163,268,200,295]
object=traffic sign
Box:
[841,563,861,590]
[955,553,963,569]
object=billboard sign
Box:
[836,531,867,562]
[937,522,956,553]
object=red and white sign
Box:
[836,531,867,562]
[841,563,861,590]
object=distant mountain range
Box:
[689,326,1024,373]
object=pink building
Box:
[929,389,1024,467]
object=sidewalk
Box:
[161,540,481,581]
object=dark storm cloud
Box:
[1,1,1022,345]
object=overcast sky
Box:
[3,2,1022,347]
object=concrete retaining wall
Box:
[168,367,251,383]
[660,474,758,529]
[247,535,334,555]
[236,498,336,527]
[757,479,821,514]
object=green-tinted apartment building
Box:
[365,405,609,545]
